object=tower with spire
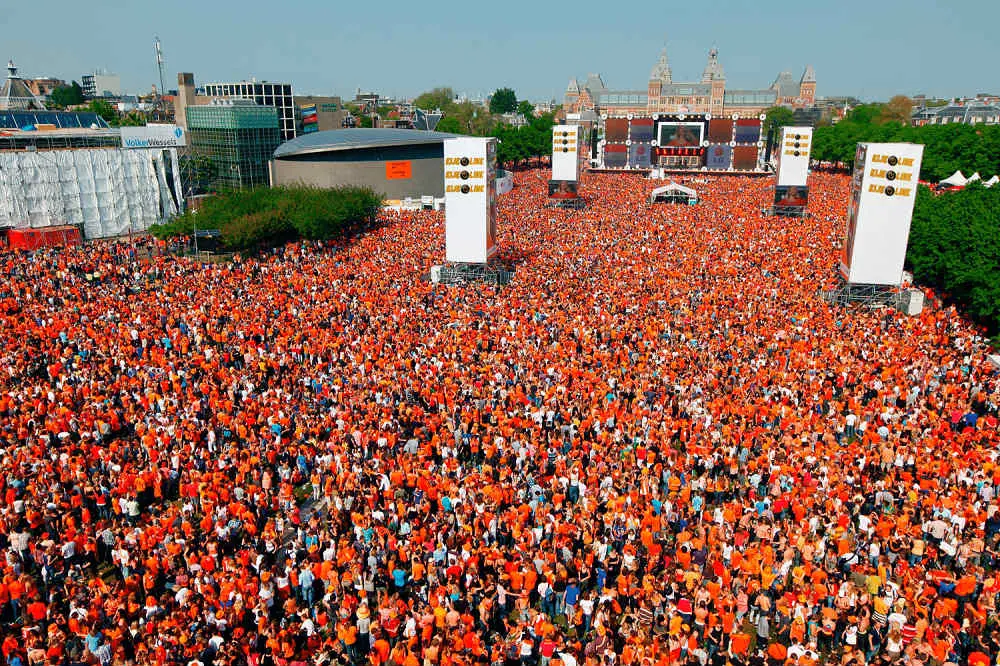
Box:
[565,78,580,112]
[0,59,46,111]
[647,46,672,108]
[799,65,816,105]
[700,48,725,83]
[700,48,727,114]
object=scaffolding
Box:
[544,198,587,210]
[186,102,280,189]
[819,280,903,309]
[767,206,810,218]
[432,262,514,287]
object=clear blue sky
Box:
[6,0,997,102]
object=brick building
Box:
[565,46,816,117]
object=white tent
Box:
[968,172,981,183]
[939,170,967,187]
[649,182,698,204]
[984,175,998,188]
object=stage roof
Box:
[274,128,459,159]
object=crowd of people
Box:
[0,170,996,666]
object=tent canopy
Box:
[984,175,998,188]
[939,170,967,187]
[649,181,697,203]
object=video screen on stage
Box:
[774,185,809,208]
[629,143,652,168]
[705,144,732,170]
[605,118,629,143]
[734,118,761,143]
[733,145,759,170]
[629,118,654,142]
[548,180,579,199]
[657,122,704,147]
[708,119,734,143]
[603,143,627,168]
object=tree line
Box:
[766,99,1000,182]
[414,87,556,166]
[907,183,1000,338]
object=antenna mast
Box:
[155,37,166,106]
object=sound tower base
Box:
[768,206,810,218]
[430,263,514,287]
[545,198,587,210]
[819,280,902,309]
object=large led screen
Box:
[629,118,654,142]
[629,143,652,168]
[705,144,732,170]
[733,145,759,170]
[657,122,704,147]
[548,180,579,199]
[603,143,627,168]
[734,118,761,143]
[774,185,809,208]
[605,118,629,143]
[708,119,734,143]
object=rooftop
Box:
[0,110,111,130]
[274,128,459,158]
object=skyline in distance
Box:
[4,0,997,104]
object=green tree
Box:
[48,81,85,107]
[435,116,464,134]
[86,99,118,124]
[489,87,517,115]
[149,186,382,251]
[880,95,913,125]
[846,103,885,125]
[763,106,795,137]
[811,116,1000,180]
[907,183,1000,335]
[119,111,146,127]
[413,87,454,111]
[517,100,535,118]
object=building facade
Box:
[913,102,1000,126]
[186,100,281,190]
[81,72,122,98]
[203,80,296,141]
[565,47,815,118]
[295,96,349,134]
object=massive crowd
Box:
[0,170,996,666]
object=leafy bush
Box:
[907,183,1000,335]
[149,186,383,251]
[219,209,295,250]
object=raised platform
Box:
[430,263,514,287]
